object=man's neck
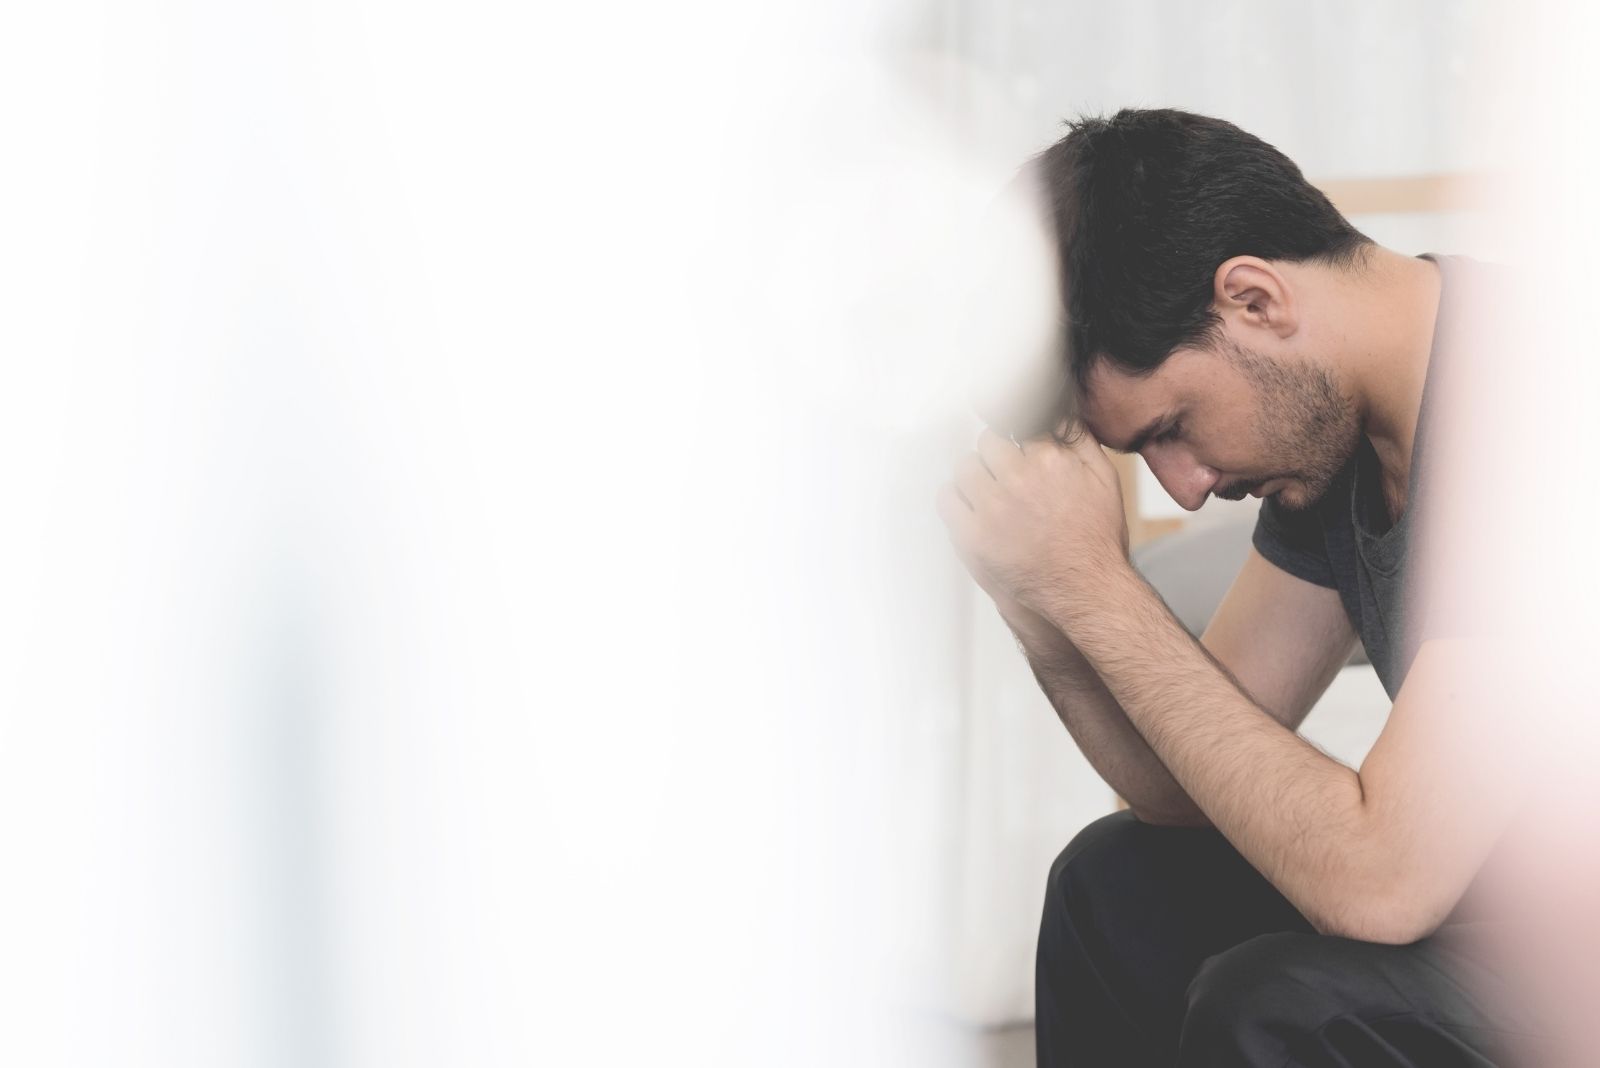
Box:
[1341,248,1444,516]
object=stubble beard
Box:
[1225,342,1362,512]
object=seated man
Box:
[936,108,1545,1066]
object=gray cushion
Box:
[1132,514,1367,665]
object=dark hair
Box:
[1026,108,1372,426]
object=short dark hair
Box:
[1028,108,1372,412]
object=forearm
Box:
[1038,567,1390,939]
[1006,611,1210,826]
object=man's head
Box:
[1023,108,1375,511]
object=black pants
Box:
[1035,811,1545,1067]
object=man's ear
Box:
[1212,256,1297,339]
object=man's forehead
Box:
[1079,359,1175,446]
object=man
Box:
[936,109,1545,1066]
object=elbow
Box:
[1308,908,1431,946]
[1298,807,1461,944]
[1303,883,1453,945]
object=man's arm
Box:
[1037,561,1521,944]
[940,426,1524,945]
[1005,607,1207,825]
[993,547,1357,828]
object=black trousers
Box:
[1035,811,1546,1067]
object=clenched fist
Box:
[936,423,1130,631]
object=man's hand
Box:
[935,424,1130,626]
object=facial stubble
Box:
[1224,342,1362,511]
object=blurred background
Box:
[0,1,1575,1066]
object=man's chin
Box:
[1273,478,1330,512]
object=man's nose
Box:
[1142,449,1221,512]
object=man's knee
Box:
[1037,810,1175,1065]
[1038,812,1297,1066]
[1044,809,1152,912]
[1039,811,1150,983]
[1039,808,1188,977]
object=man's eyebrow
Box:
[1108,414,1171,455]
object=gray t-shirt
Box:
[1251,252,1487,699]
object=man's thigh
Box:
[1179,925,1552,1066]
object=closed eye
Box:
[1153,420,1183,444]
